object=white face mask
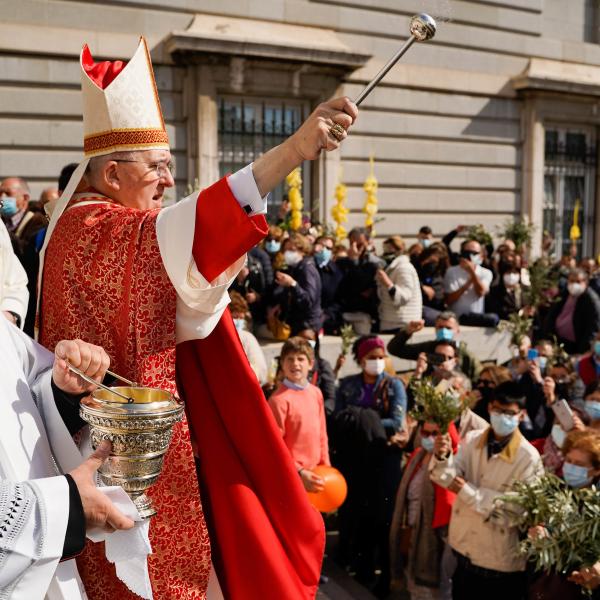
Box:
[503,273,520,287]
[472,254,483,267]
[364,358,386,376]
[283,250,302,267]
[568,282,586,297]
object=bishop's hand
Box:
[252,97,358,197]
[53,338,110,395]
[288,97,358,161]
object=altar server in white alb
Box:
[0,315,136,599]
[0,217,28,329]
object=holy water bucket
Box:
[80,386,184,519]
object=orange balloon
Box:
[306,465,348,513]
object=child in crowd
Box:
[268,337,330,492]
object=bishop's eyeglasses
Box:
[114,159,175,180]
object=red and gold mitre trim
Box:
[84,128,169,156]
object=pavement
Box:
[317,557,377,600]
[316,532,411,600]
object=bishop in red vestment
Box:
[39,38,358,600]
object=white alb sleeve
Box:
[227,163,268,216]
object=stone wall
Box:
[0,0,598,247]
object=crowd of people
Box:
[223,213,600,598]
[3,169,600,599]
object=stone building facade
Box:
[1,0,599,256]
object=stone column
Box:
[195,65,219,191]
[521,95,545,258]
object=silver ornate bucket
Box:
[80,386,184,519]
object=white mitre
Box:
[40,37,169,274]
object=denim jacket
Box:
[335,372,406,434]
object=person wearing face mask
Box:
[0,177,47,249]
[543,268,600,354]
[527,430,600,600]
[443,239,498,328]
[335,227,385,334]
[417,225,434,249]
[388,311,483,382]
[0,177,48,335]
[472,365,512,421]
[229,291,267,384]
[333,335,407,595]
[412,340,460,384]
[529,404,589,476]
[296,328,337,414]
[263,224,284,257]
[415,243,450,325]
[0,211,28,329]
[376,235,422,333]
[389,420,459,600]
[430,381,544,600]
[268,233,322,336]
[313,235,343,334]
[582,380,600,429]
[486,265,524,321]
[576,332,600,387]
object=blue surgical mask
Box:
[421,436,435,453]
[265,240,281,253]
[436,327,454,342]
[490,412,520,437]
[538,356,548,373]
[584,400,600,421]
[314,247,332,267]
[594,341,600,357]
[233,318,246,332]
[551,424,566,449]
[421,238,432,248]
[0,196,18,217]
[562,462,593,488]
[472,254,483,267]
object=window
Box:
[543,127,597,258]
[218,96,310,222]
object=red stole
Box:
[178,177,324,599]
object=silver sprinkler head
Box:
[409,13,437,42]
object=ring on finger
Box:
[329,122,346,141]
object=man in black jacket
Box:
[314,235,344,334]
[387,310,482,381]
[335,227,384,333]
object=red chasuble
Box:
[39,177,324,599]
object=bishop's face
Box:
[112,149,175,210]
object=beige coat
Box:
[430,427,543,573]
[377,254,422,331]
[458,408,488,439]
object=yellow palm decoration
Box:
[286,167,303,231]
[570,199,581,241]
[331,178,349,243]
[363,155,378,233]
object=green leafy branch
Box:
[340,324,356,357]
[409,378,469,433]
[499,311,533,347]
[497,475,600,586]
[466,224,493,247]
[498,218,536,250]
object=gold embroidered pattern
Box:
[84,128,169,155]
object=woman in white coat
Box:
[376,236,423,333]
